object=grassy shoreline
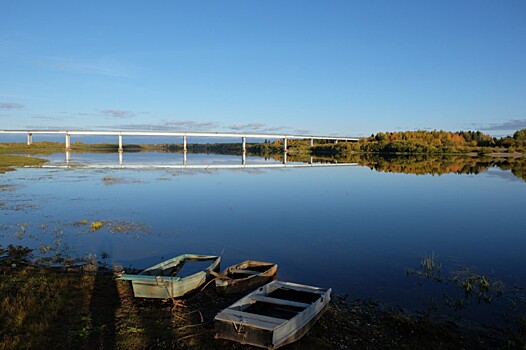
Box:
[0,259,520,349]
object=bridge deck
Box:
[0,130,359,141]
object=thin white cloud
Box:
[95,120,219,131]
[479,118,526,131]
[164,120,219,129]
[53,62,129,77]
[31,116,64,121]
[267,126,289,132]
[229,122,267,131]
[292,128,311,135]
[39,55,135,77]
[0,102,24,109]
[100,109,135,118]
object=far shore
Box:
[1,141,525,182]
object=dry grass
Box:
[0,266,96,349]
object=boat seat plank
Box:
[217,309,286,330]
[229,269,261,275]
[272,282,327,295]
[250,295,311,309]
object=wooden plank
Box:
[216,309,286,330]
[229,269,260,275]
[250,295,310,309]
[273,281,327,294]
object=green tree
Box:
[513,128,526,140]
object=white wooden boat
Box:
[118,254,220,299]
[214,280,331,349]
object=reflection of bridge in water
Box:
[47,150,358,169]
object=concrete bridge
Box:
[0,129,359,153]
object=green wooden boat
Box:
[118,254,220,299]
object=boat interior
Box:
[142,258,216,277]
[227,262,275,279]
[268,288,322,304]
[243,301,306,320]
[238,287,322,320]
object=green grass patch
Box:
[0,154,48,173]
[0,142,65,155]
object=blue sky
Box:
[1,1,525,137]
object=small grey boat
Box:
[214,280,331,349]
[118,254,220,299]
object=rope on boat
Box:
[223,312,248,342]
[199,270,233,293]
[162,280,204,323]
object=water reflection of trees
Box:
[282,153,526,182]
[362,155,526,181]
[359,155,526,179]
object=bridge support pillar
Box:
[183,135,187,152]
[27,133,32,146]
[309,156,313,164]
[65,133,71,150]
[335,140,338,144]
[65,150,71,164]
[283,152,287,164]
[283,138,288,153]
[242,151,246,165]
[118,134,123,152]
[183,151,187,165]
[309,138,314,147]
[242,137,246,152]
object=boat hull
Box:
[119,254,220,299]
[215,280,331,349]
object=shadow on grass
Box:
[86,268,119,349]
[114,278,241,349]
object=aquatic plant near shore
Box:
[450,268,503,304]
[102,176,128,185]
[90,221,105,231]
[0,244,33,265]
[405,252,524,329]
[406,252,442,282]
[74,220,88,226]
[14,223,27,240]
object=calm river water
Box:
[1,152,525,324]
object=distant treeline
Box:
[311,129,526,155]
